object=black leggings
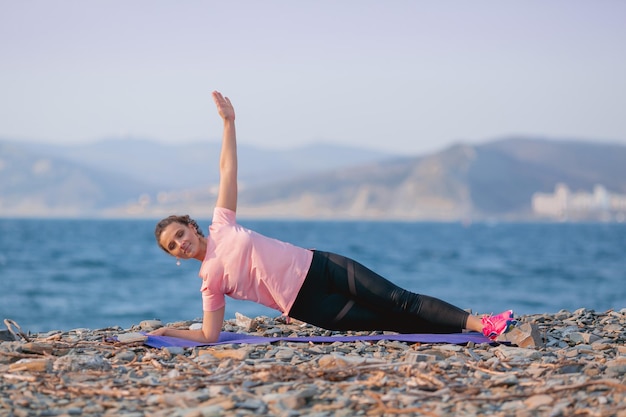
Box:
[288,251,470,334]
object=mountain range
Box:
[1,137,625,220]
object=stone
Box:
[235,312,259,332]
[198,347,250,361]
[0,330,16,342]
[404,352,438,363]
[568,331,602,344]
[591,339,614,350]
[603,323,622,333]
[492,345,542,360]
[274,348,295,361]
[117,332,148,343]
[498,322,544,348]
[113,350,137,363]
[558,364,583,374]
[605,358,626,376]
[491,374,518,386]
[139,320,163,331]
[21,342,55,355]
[318,354,347,368]
[524,394,554,409]
[163,346,186,356]
[279,394,306,410]
[53,354,111,372]
[9,359,51,372]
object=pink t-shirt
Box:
[199,207,313,314]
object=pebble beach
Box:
[1,308,625,417]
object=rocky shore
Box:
[1,308,625,417]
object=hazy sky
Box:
[1,1,625,154]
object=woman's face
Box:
[158,222,201,259]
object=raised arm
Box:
[213,91,237,212]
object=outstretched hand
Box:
[212,90,235,121]
[147,327,168,336]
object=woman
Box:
[150,91,516,344]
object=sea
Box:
[1,218,624,334]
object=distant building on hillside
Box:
[532,184,626,222]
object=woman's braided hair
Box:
[154,215,204,254]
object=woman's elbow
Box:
[202,328,221,343]
[201,307,225,343]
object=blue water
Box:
[0,219,624,333]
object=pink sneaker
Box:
[482,310,516,341]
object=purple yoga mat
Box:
[145,331,493,348]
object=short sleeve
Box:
[211,207,236,226]
[201,282,226,312]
